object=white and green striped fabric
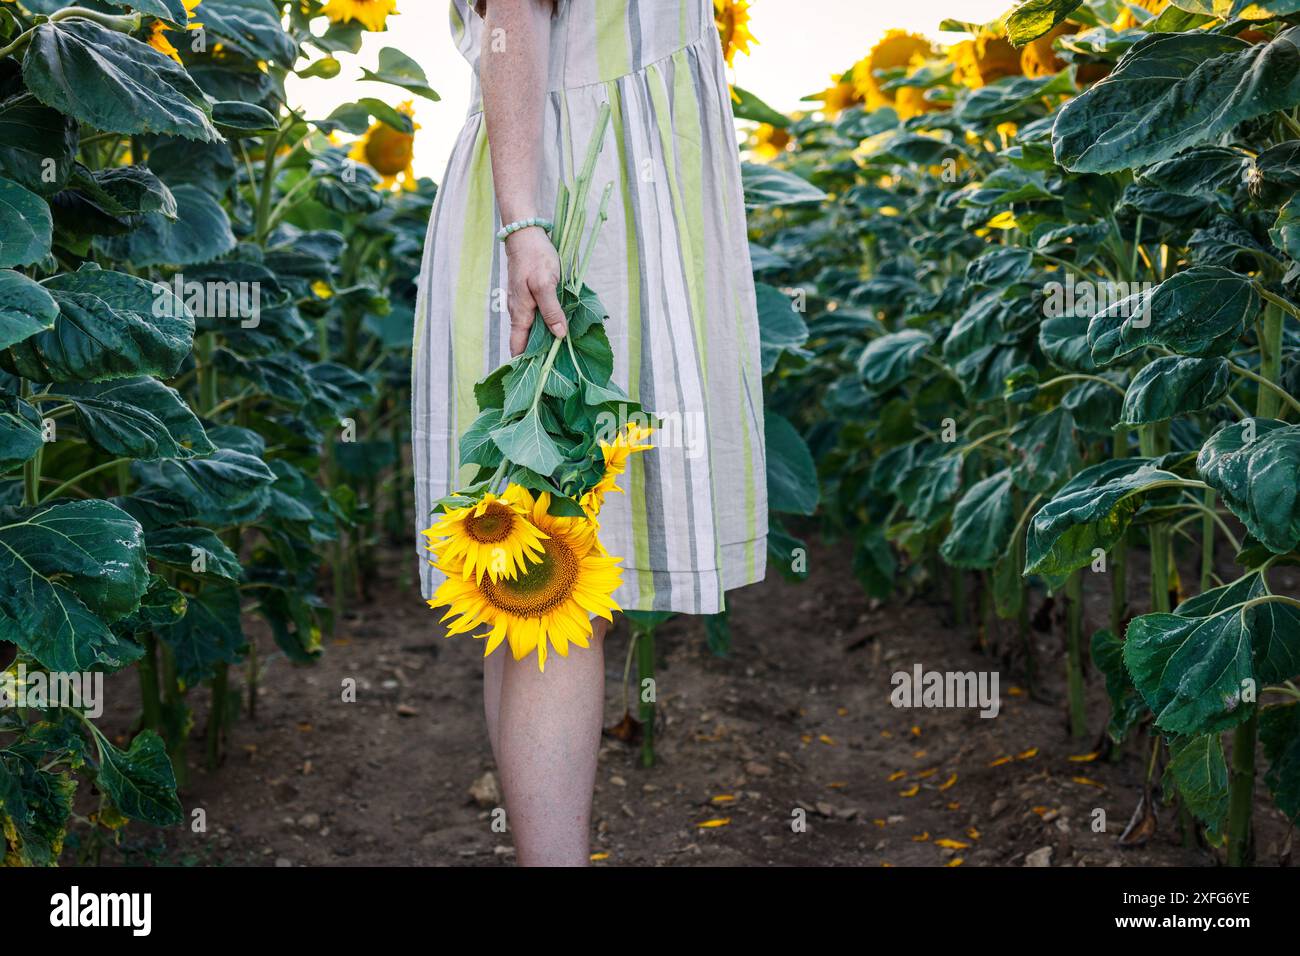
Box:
[412,0,767,614]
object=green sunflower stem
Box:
[636,625,656,769]
[1065,570,1087,739]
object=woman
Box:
[411,0,767,865]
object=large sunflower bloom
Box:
[713,0,756,67]
[423,484,547,584]
[431,491,622,672]
[322,0,396,32]
[1020,21,1078,77]
[950,31,1022,89]
[855,30,936,111]
[349,100,419,191]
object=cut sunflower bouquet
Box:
[423,104,655,671]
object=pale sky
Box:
[285,0,1009,179]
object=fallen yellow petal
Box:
[697,818,731,828]
[935,838,969,850]
[590,852,609,861]
[1072,776,1106,789]
[888,770,908,782]
[900,784,920,797]
[1017,747,1039,760]
[1068,752,1100,762]
[988,755,1012,767]
[912,831,930,842]
[938,773,958,791]
[946,857,964,867]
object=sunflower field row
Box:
[739,0,1300,866]
[0,0,428,865]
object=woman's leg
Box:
[483,648,505,769]
[496,619,609,866]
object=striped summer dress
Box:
[411,0,767,614]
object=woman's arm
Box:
[480,0,567,356]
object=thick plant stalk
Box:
[138,634,163,732]
[206,663,227,771]
[636,625,656,769]
[1227,715,1258,866]
[1226,300,1285,864]
[1109,427,1128,636]
[1064,570,1087,738]
[1200,489,1216,593]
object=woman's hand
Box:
[505,225,567,356]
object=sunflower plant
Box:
[423,104,654,671]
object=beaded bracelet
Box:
[496,217,554,241]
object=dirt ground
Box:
[89,534,1293,868]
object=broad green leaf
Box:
[58,377,213,460]
[907,452,963,527]
[2,270,194,383]
[731,85,788,127]
[1092,628,1147,743]
[1053,30,1300,173]
[132,447,277,526]
[359,47,440,101]
[458,406,504,468]
[22,18,219,142]
[1010,407,1081,493]
[0,270,58,349]
[0,752,75,866]
[0,95,79,196]
[97,184,235,266]
[0,397,42,473]
[1039,313,1100,373]
[155,582,245,688]
[1089,266,1257,366]
[965,246,1033,288]
[491,409,563,476]
[940,469,1015,569]
[1137,146,1249,198]
[1005,0,1085,46]
[145,526,242,580]
[1270,196,1300,261]
[1163,734,1229,832]
[1119,355,1231,424]
[765,411,818,515]
[1196,419,1300,554]
[1260,703,1300,825]
[93,729,183,827]
[212,100,280,136]
[1025,459,1181,575]
[741,162,827,208]
[103,0,192,25]
[857,330,931,391]
[1125,576,1266,735]
[502,357,543,418]
[756,282,809,374]
[0,500,149,672]
[196,0,298,66]
[0,176,52,268]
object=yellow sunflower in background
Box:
[714,0,756,67]
[322,0,396,32]
[1020,21,1078,77]
[423,484,548,584]
[814,72,863,118]
[349,100,419,191]
[950,31,1022,89]
[1113,0,1169,29]
[431,491,622,672]
[146,0,203,64]
[751,122,791,159]
[854,30,936,112]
